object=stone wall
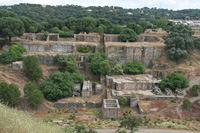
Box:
[105,44,162,67]
[54,102,101,108]
[75,33,100,42]
[22,42,97,53]
[104,34,120,42]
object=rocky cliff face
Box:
[105,44,162,67]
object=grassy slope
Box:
[0,103,64,133]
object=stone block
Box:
[12,61,23,70]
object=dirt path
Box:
[96,128,199,133]
[175,77,200,118]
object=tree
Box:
[111,25,124,34]
[121,96,128,106]
[20,16,39,33]
[99,60,110,75]
[183,99,191,110]
[0,82,20,106]
[120,28,138,42]
[0,9,18,18]
[154,19,168,30]
[50,27,60,33]
[23,82,37,97]
[127,23,143,35]
[167,47,188,63]
[112,62,123,75]
[86,53,109,75]
[123,60,145,75]
[120,115,143,132]
[194,38,200,49]
[77,46,90,53]
[40,72,75,101]
[28,89,44,109]
[23,55,43,82]
[0,17,24,41]
[159,71,189,91]
[139,21,152,32]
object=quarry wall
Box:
[105,44,162,67]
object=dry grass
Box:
[0,103,64,133]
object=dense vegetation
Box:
[123,60,145,74]
[190,85,200,96]
[0,82,20,106]
[86,53,110,75]
[0,43,26,64]
[159,71,189,91]
[1,4,200,25]
[22,55,43,82]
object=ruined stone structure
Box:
[104,34,121,42]
[73,84,81,97]
[12,61,23,70]
[75,33,100,42]
[82,81,93,98]
[95,84,103,94]
[106,75,161,91]
[137,35,160,42]
[105,43,162,67]
[102,99,121,119]
[46,33,59,41]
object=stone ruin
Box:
[102,99,121,119]
[73,84,81,97]
[82,81,93,98]
[105,43,162,67]
[104,34,121,42]
[46,33,59,41]
[65,107,79,113]
[175,89,183,96]
[12,61,23,70]
[75,33,100,42]
[95,84,103,95]
[152,86,162,95]
[164,88,173,96]
[106,74,161,91]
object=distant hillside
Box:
[0,3,200,25]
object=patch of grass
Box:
[0,103,64,133]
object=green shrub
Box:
[0,43,26,64]
[29,89,44,109]
[0,82,20,106]
[23,55,43,82]
[190,84,200,96]
[99,60,110,75]
[121,96,128,105]
[77,46,90,53]
[24,82,37,97]
[123,60,145,74]
[112,62,123,75]
[159,71,189,91]
[183,99,191,110]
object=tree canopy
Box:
[123,60,145,75]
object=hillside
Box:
[0,103,64,133]
[0,4,200,24]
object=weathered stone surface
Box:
[102,99,121,119]
[130,98,139,108]
[95,84,103,95]
[65,108,79,113]
[12,61,23,70]
[82,81,93,98]
[104,34,120,42]
[152,86,162,95]
[175,89,184,96]
[75,33,100,42]
[164,88,173,96]
[23,43,45,51]
[106,44,162,67]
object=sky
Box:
[0,0,200,10]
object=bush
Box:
[86,53,109,75]
[0,43,26,64]
[77,46,90,53]
[190,84,200,96]
[28,89,44,109]
[23,55,43,82]
[112,62,123,75]
[55,55,78,73]
[123,60,145,74]
[159,71,189,91]
[40,72,75,101]
[120,28,138,42]
[121,96,128,105]
[0,82,20,106]
[59,30,74,38]
[183,99,191,110]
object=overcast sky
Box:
[0,0,200,10]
